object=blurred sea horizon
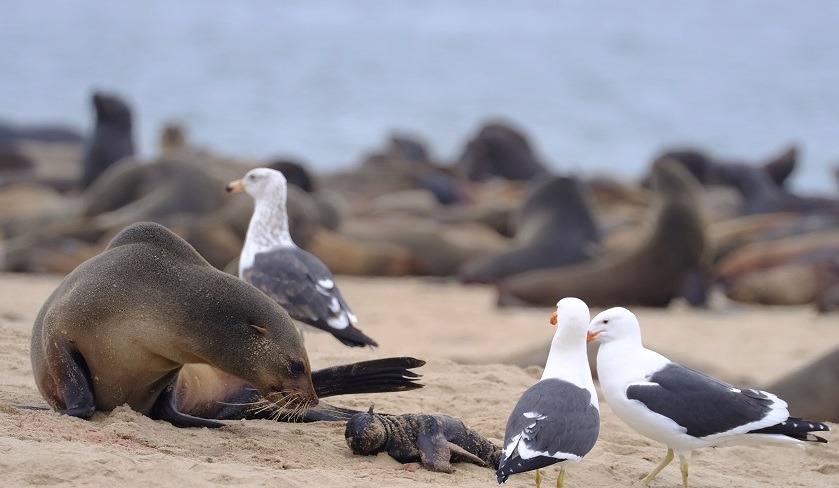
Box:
[2,0,838,193]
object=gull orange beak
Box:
[586,331,601,343]
[225,179,245,194]
[549,311,557,325]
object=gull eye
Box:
[603,319,610,325]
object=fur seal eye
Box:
[289,360,305,376]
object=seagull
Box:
[226,168,377,347]
[497,297,600,488]
[588,307,829,488]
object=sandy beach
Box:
[1,272,837,487]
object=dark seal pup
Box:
[345,406,502,473]
[30,222,423,427]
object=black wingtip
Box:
[336,332,379,348]
[750,417,832,442]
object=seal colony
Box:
[29,222,423,427]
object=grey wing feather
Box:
[503,379,600,459]
[626,362,775,438]
[243,247,377,347]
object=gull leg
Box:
[535,468,542,488]
[679,455,689,488]
[642,448,674,485]
[556,466,565,488]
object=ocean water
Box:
[2,0,838,193]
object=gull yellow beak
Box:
[550,311,557,325]
[226,179,245,193]
[586,331,601,343]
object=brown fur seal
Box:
[82,156,224,223]
[80,92,135,189]
[458,175,600,284]
[816,284,839,313]
[714,229,839,284]
[656,147,839,215]
[714,229,839,306]
[158,123,188,154]
[456,121,551,182]
[30,222,423,427]
[497,159,708,307]
[723,260,839,306]
[653,145,796,188]
[306,228,413,277]
[341,216,507,276]
[766,347,839,422]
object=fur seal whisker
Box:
[219,398,271,407]
[249,402,278,417]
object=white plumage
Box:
[588,306,829,488]
[497,297,600,488]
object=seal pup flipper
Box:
[312,357,425,397]
[151,383,226,428]
[446,442,488,467]
[416,418,455,473]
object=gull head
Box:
[587,307,640,344]
[549,297,590,341]
[226,168,288,203]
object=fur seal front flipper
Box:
[151,383,226,428]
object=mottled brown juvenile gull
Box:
[227,168,377,347]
